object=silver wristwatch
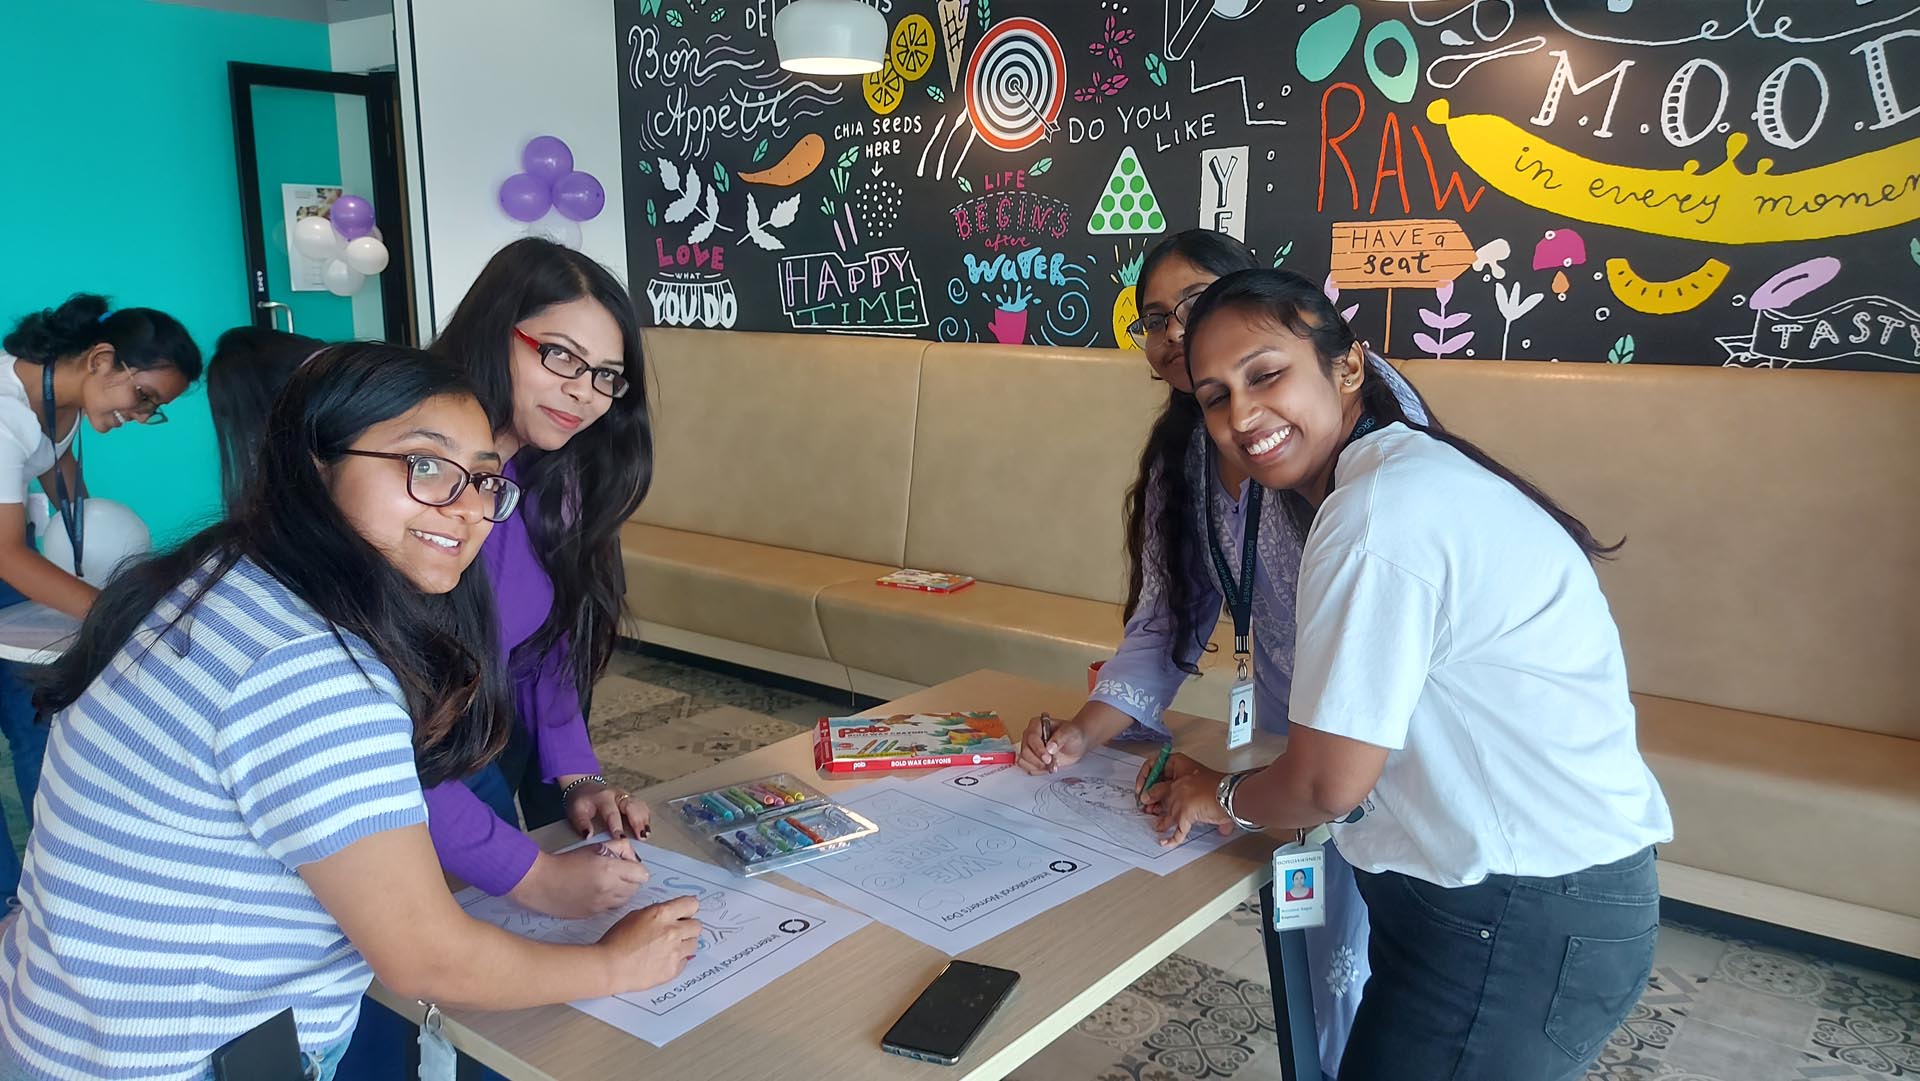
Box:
[1215,770,1263,831]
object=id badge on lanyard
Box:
[1271,843,1328,930]
[1207,452,1262,752]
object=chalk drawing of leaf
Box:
[768,194,800,228]
[687,197,718,244]
[637,160,654,175]
[1029,157,1053,177]
[1415,331,1474,355]
[745,194,783,250]
[1145,53,1167,86]
[665,8,683,27]
[837,145,861,169]
[646,200,657,227]
[658,159,680,192]
[712,162,730,192]
[956,176,973,194]
[928,85,945,101]
[1413,332,1446,355]
[1113,27,1136,47]
[1912,237,1920,267]
[1073,85,1098,103]
[1419,309,1471,330]
[1101,73,1129,96]
[820,197,835,216]
[752,138,769,163]
[1608,334,1636,364]
[1272,240,1293,267]
[1494,281,1544,321]
[663,170,700,223]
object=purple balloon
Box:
[498,172,552,223]
[551,171,606,222]
[330,195,375,239]
[522,135,574,184]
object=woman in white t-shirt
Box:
[1143,269,1674,1081]
[0,294,200,901]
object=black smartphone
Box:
[881,960,1021,1066]
[210,1008,306,1081]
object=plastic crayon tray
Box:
[702,801,880,876]
[668,774,880,875]
[669,774,828,828]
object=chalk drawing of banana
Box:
[1425,99,1920,245]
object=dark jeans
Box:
[0,577,46,901]
[1340,846,1660,1081]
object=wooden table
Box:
[372,669,1288,1081]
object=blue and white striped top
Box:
[0,557,428,1080]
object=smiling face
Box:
[78,346,192,432]
[1185,304,1366,506]
[505,297,623,454]
[326,393,500,594]
[1137,255,1218,393]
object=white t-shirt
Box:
[0,354,79,504]
[1291,423,1673,886]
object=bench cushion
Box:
[1637,693,1920,919]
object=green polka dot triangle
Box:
[1087,146,1166,236]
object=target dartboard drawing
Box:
[966,18,1067,153]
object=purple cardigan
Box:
[422,464,602,894]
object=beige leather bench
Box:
[623,327,1920,956]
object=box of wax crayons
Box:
[667,774,879,876]
[813,711,1016,774]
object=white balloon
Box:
[524,213,582,249]
[323,259,365,296]
[292,215,344,260]
[41,498,151,588]
[344,236,390,275]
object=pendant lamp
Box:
[773,0,887,75]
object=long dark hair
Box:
[4,293,203,380]
[1122,231,1260,673]
[208,326,324,507]
[432,238,651,705]
[30,343,513,786]
[1185,269,1621,559]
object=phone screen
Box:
[881,961,1021,1065]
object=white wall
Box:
[394,0,628,332]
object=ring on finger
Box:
[615,793,631,805]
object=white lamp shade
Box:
[773,0,886,75]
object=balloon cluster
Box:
[498,136,605,248]
[291,194,390,297]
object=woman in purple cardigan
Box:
[424,238,656,919]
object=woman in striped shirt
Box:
[0,344,702,1081]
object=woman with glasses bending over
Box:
[0,345,700,1081]
[425,238,655,920]
[1015,230,1429,1077]
[0,295,200,901]
[1148,270,1672,1080]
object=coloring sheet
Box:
[929,745,1238,874]
[782,778,1125,954]
[456,843,867,1046]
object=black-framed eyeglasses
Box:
[1125,289,1206,350]
[337,451,522,523]
[121,366,168,425]
[512,327,629,399]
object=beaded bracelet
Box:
[560,774,606,801]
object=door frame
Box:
[228,62,416,343]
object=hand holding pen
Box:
[1017,710,1090,775]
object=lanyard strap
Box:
[1205,448,1262,657]
[41,365,82,576]
[1206,414,1382,658]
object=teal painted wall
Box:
[0,0,333,544]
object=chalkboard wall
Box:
[617,0,1920,372]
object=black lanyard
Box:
[41,364,82,577]
[1205,450,1261,659]
[1204,414,1382,659]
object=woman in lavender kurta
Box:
[424,239,657,919]
[1016,231,1429,1077]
